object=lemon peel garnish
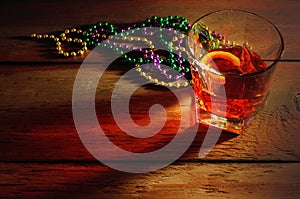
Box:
[201,51,241,67]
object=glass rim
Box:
[187,9,284,77]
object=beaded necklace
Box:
[31,16,242,87]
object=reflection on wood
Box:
[0,63,299,162]
[0,163,299,198]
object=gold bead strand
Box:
[115,36,190,88]
[113,36,155,49]
[56,28,88,57]
[31,33,65,55]
[135,63,190,88]
[31,27,88,58]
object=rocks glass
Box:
[187,10,284,134]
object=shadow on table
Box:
[1,32,239,197]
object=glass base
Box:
[195,107,246,135]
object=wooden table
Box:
[1,0,300,198]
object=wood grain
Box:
[0,62,299,162]
[0,0,299,62]
[0,162,299,198]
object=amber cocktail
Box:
[187,10,284,134]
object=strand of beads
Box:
[78,16,192,82]
[195,23,252,50]
[84,22,116,47]
[135,63,190,88]
[101,35,154,60]
[31,16,245,88]
[101,34,191,85]
[133,24,191,81]
[31,28,88,57]
[31,16,190,61]
[161,32,191,75]
[115,35,190,81]
[83,16,190,48]
[98,32,191,87]
[142,50,187,81]
[141,16,190,34]
[96,24,191,77]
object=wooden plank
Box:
[0,62,299,162]
[0,162,299,198]
[0,0,299,62]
